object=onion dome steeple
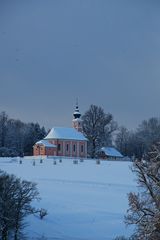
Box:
[73,102,81,119]
[72,100,83,132]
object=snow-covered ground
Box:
[0,157,136,240]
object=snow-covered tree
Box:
[23,122,46,155]
[125,143,160,239]
[5,119,26,155]
[0,111,46,156]
[136,118,160,156]
[0,111,8,148]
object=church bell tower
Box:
[72,101,83,132]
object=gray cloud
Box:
[0,0,160,130]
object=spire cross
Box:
[76,98,78,107]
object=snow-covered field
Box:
[0,157,136,240]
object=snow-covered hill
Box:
[0,157,136,240]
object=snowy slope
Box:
[0,157,136,240]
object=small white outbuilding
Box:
[99,147,123,160]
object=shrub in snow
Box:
[80,158,84,162]
[39,208,48,219]
[36,235,48,240]
[53,160,57,165]
[96,159,100,164]
[1,147,8,157]
[19,158,22,164]
[33,160,36,166]
[73,159,78,164]
[59,158,62,163]
[40,158,43,163]
[0,147,19,157]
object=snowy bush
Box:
[39,208,48,219]
[19,158,22,164]
[96,159,100,164]
[73,159,78,164]
[0,147,19,157]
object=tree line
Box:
[115,118,160,160]
[0,111,46,157]
[0,106,160,159]
[82,104,160,160]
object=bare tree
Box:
[125,143,160,239]
[115,126,130,156]
[136,118,160,156]
[13,180,40,240]
[0,171,41,240]
[82,105,117,158]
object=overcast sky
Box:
[0,0,160,130]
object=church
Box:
[33,104,88,158]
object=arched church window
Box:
[81,145,84,153]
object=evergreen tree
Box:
[0,111,46,156]
[0,112,8,148]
